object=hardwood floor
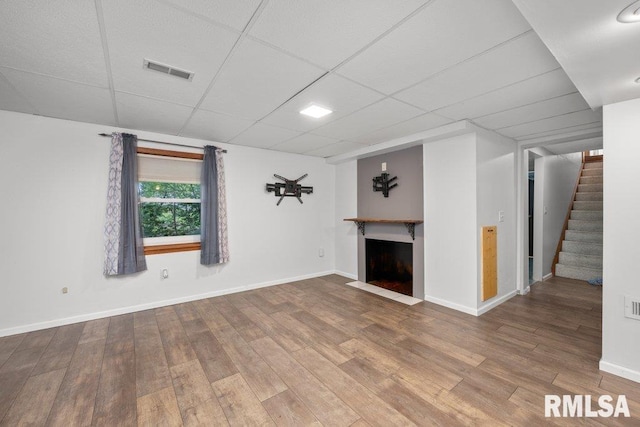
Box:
[1,275,638,426]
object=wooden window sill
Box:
[144,242,201,255]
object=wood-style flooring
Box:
[1,275,638,426]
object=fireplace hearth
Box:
[365,239,413,296]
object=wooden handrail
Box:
[550,157,587,276]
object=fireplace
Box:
[365,239,413,296]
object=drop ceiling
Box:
[0,0,617,158]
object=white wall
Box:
[601,98,640,382]
[0,111,336,335]
[476,130,518,311]
[423,134,478,313]
[532,152,582,278]
[423,130,518,315]
[334,160,357,278]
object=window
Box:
[137,147,203,255]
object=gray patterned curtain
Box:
[103,133,147,276]
[201,145,229,265]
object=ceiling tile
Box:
[115,92,194,135]
[311,98,424,141]
[338,0,531,94]
[435,68,577,120]
[102,0,238,106]
[0,71,35,114]
[200,38,325,120]
[497,109,602,138]
[304,141,368,158]
[249,0,428,69]
[157,0,261,31]
[474,92,589,130]
[260,74,385,132]
[350,113,453,145]
[512,0,640,108]
[180,109,255,143]
[517,122,603,141]
[270,134,340,154]
[228,122,302,149]
[0,0,107,86]
[2,69,115,125]
[394,32,560,112]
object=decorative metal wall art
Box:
[266,174,313,205]
[372,172,398,197]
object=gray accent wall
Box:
[356,145,424,298]
[358,145,423,219]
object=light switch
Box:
[498,211,505,222]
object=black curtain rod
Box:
[98,133,227,153]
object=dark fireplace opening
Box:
[366,239,413,296]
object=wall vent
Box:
[143,59,194,81]
[625,296,640,320]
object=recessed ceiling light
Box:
[635,77,640,83]
[617,1,640,23]
[300,104,333,119]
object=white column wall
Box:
[601,98,640,382]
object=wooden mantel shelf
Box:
[343,218,423,240]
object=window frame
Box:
[137,147,203,255]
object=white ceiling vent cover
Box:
[625,296,640,320]
[143,59,194,81]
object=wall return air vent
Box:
[625,296,640,320]
[143,59,194,81]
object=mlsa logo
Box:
[545,395,630,418]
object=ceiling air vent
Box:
[143,59,194,81]
[625,296,640,320]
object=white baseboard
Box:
[423,295,477,316]
[518,285,531,295]
[543,273,553,281]
[0,270,336,338]
[477,290,518,315]
[424,290,517,317]
[600,360,640,384]
[332,270,358,280]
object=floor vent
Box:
[625,296,640,320]
[143,59,194,81]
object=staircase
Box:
[554,157,603,281]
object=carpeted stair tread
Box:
[583,161,603,169]
[578,184,603,193]
[555,264,602,281]
[562,240,602,256]
[564,230,603,243]
[572,201,603,211]
[581,168,603,177]
[575,192,603,201]
[559,252,603,269]
[570,210,602,221]
[568,219,603,232]
[579,176,603,185]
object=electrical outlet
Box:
[319,248,325,257]
[381,162,387,172]
[161,268,169,279]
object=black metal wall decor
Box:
[372,172,398,197]
[266,174,313,205]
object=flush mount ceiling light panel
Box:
[143,59,194,81]
[617,1,640,23]
[300,104,333,118]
